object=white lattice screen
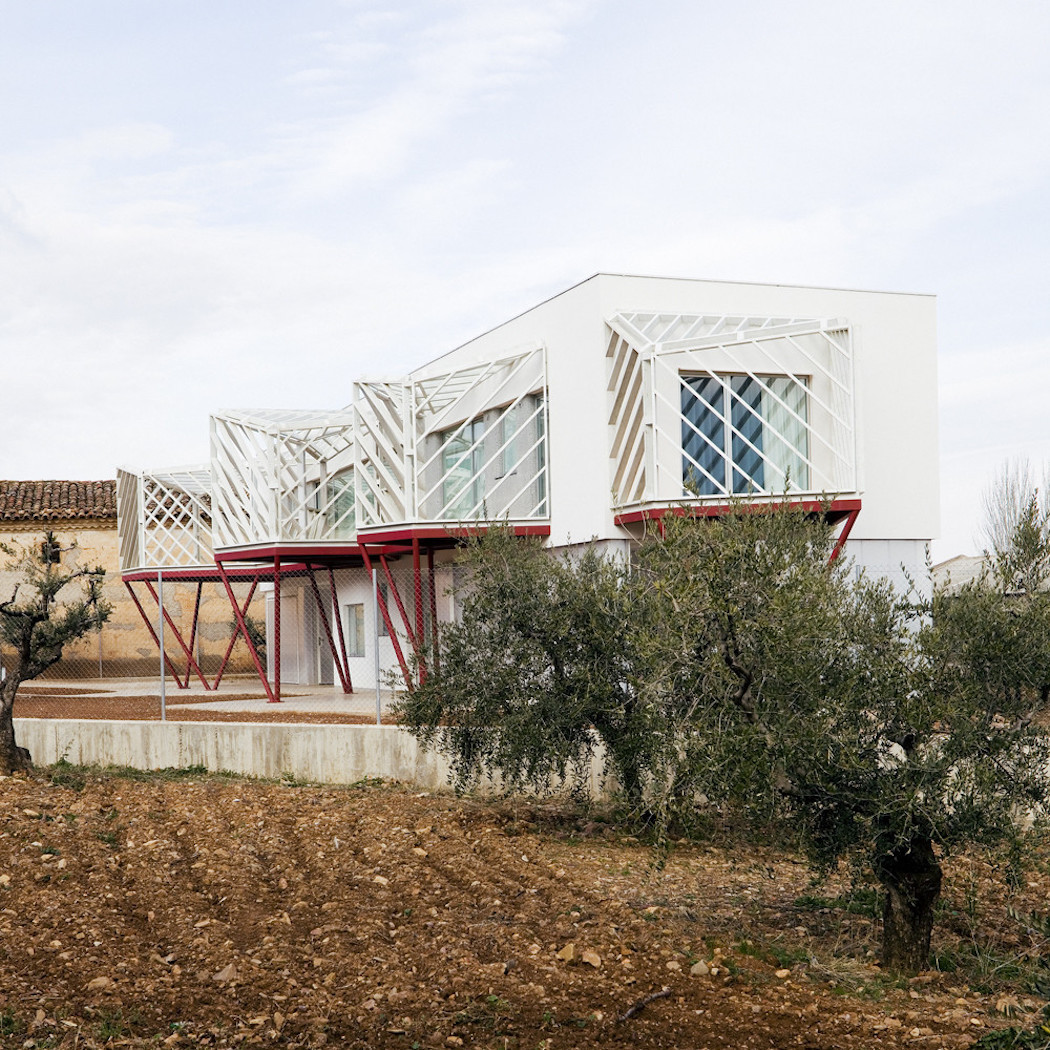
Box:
[607,312,856,509]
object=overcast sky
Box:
[2,0,1048,560]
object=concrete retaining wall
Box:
[14,718,454,789]
[13,719,610,795]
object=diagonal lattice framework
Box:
[350,382,408,529]
[116,466,214,572]
[202,350,549,550]
[606,312,856,509]
[411,346,548,525]
[347,347,549,531]
[210,409,357,549]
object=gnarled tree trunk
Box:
[0,679,32,775]
[875,833,943,975]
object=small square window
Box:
[345,603,365,658]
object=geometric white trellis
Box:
[125,350,551,564]
[410,345,548,525]
[210,409,357,551]
[116,465,214,572]
[349,345,549,531]
[606,312,856,508]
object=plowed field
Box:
[0,769,1040,1048]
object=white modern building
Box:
[116,274,938,700]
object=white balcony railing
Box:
[199,346,549,553]
[210,409,357,551]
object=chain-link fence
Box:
[3,556,455,727]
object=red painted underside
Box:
[356,523,551,545]
[122,524,552,581]
[613,497,863,527]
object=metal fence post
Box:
[373,566,381,724]
[157,569,166,722]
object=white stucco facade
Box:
[118,273,939,694]
[417,274,937,548]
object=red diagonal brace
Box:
[185,582,203,687]
[211,575,260,690]
[144,579,211,689]
[359,545,412,690]
[379,553,418,652]
[216,560,276,703]
[830,507,861,564]
[328,566,352,692]
[305,564,352,694]
[124,580,186,685]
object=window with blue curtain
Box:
[681,374,809,496]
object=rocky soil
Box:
[0,768,1047,1048]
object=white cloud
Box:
[0,0,1046,573]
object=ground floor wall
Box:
[237,531,934,698]
[267,555,458,691]
[846,538,931,597]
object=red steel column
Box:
[427,546,439,675]
[272,554,282,703]
[412,537,425,684]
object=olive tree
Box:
[642,508,1050,975]
[397,529,655,805]
[0,534,111,773]
[399,509,1050,974]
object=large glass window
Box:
[441,419,485,519]
[498,405,517,478]
[496,396,547,516]
[681,374,809,495]
[535,396,547,515]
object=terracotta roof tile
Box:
[0,480,117,522]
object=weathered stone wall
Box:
[0,523,264,679]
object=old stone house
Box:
[0,480,258,680]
